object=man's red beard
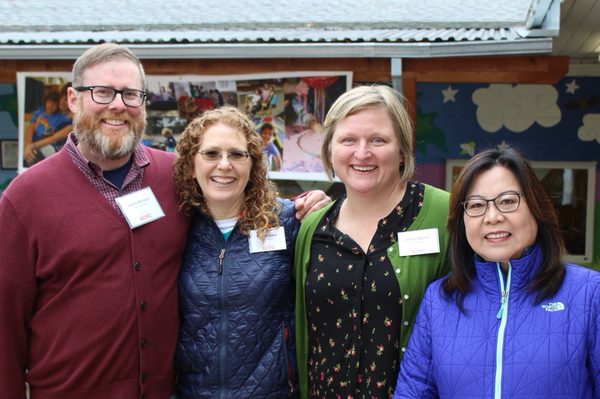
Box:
[73,109,146,161]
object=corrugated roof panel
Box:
[0,0,559,59]
[0,28,525,45]
[0,0,535,29]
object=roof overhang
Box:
[0,39,553,60]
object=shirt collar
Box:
[65,132,149,175]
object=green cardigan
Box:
[293,183,450,398]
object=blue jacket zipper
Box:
[494,262,512,399]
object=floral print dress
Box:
[305,182,424,399]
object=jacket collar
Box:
[474,244,542,294]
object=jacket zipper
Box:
[217,247,228,399]
[218,248,225,275]
[493,262,512,399]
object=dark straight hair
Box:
[442,147,565,308]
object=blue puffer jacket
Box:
[394,245,600,398]
[175,199,300,399]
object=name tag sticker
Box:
[115,187,165,229]
[397,228,440,256]
[249,226,287,253]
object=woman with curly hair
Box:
[173,106,328,398]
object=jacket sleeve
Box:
[393,284,439,399]
[589,272,600,395]
[278,198,300,256]
[0,196,34,399]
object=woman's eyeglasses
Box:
[198,150,250,163]
[462,191,522,217]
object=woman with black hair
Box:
[394,147,600,398]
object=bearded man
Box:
[0,43,331,399]
[0,43,190,399]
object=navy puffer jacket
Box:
[175,199,299,399]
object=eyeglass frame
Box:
[461,191,523,217]
[74,85,147,107]
[198,149,250,163]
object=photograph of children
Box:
[17,73,73,170]
[173,79,238,122]
[234,74,350,177]
[279,75,348,174]
[16,71,351,176]
[143,112,189,151]
[144,77,238,151]
[237,79,285,119]
[145,80,177,112]
[255,117,285,172]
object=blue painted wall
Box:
[414,77,600,267]
[0,83,18,195]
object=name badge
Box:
[115,187,166,229]
[249,226,287,253]
[397,228,440,256]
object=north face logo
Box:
[541,302,565,312]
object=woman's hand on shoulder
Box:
[293,190,331,220]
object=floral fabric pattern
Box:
[305,182,424,398]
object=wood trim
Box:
[401,74,417,150]
[403,55,569,84]
[1,55,568,85]
[0,58,391,84]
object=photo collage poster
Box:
[17,71,352,181]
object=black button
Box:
[140,372,147,383]
[140,394,146,399]
[134,261,142,271]
[140,338,147,349]
[140,301,147,311]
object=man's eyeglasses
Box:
[75,86,147,107]
[198,150,250,163]
[462,191,523,217]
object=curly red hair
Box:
[173,106,281,237]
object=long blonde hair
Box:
[173,106,281,237]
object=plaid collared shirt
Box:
[64,132,149,210]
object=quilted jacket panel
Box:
[394,245,600,398]
[176,199,300,399]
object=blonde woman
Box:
[294,86,450,398]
